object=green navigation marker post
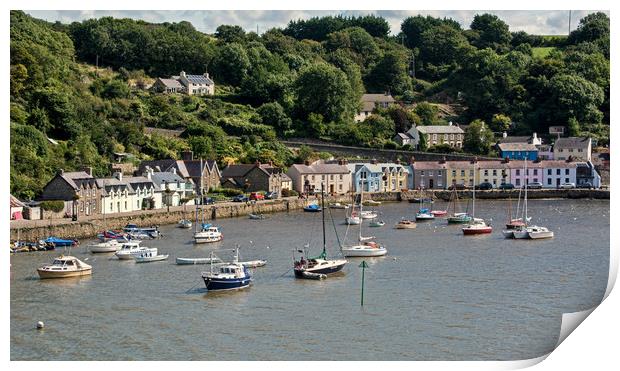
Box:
[359,260,368,306]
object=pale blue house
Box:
[348,162,409,193]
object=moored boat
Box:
[368,220,385,227]
[415,208,435,221]
[240,259,267,268]
[176,257,222,265]
[178,219,192,229]
[37,255,92,279]
[363,200,381,206]
[329,202,350,209]
[194,224,223,244]
[115,241,157,260]
[527,226,554,239]
[462,218,493,235]
[360,210,378,219]
[303,203,322,212]
[248,213,265,220]
[342,241,387,257]
[345,214,361,225]
[133,252,169,263]
[431,210,448,217]
[447,213,473,224]
[88,239,121,253]
[395,219,417,229]
[41,237,78,248]
[201,251,252,291]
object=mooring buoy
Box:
[36,321,44,330]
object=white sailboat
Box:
[342,180,387,257]
[462,161,492,235]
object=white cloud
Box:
[25,9,608,35]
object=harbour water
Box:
[10,199,609,361]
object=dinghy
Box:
[175,257,222,265]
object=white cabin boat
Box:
[88,239,121,253]
[194,225,223,244]
[527,226,554,239]
[37,255,92,279]
[115,241,157,260]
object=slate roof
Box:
[185,74,214,85]
[553,137,591,150]
[417,126,464,134]
[497,143,538,152]
[157,78,183,89]
[10,195,26,208]
[59,171,94,189]
[289,163,350,174]
[361,93,395,103]
[498,136,531,144]
[150,172,185,185]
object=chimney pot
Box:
[114,171,123,181]
[181,150,194,161]
[503,132,507,138]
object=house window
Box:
[452,170,456,177]
[428,171,433,176]
[444,134,448,140]
[516,169,520,175]
[137,200,140,208]
[469,170,474,176]
[329,175,333,180]
[460,170,465,176]
[450,134,454,140]
[420,170,425,176]
[492,170,497,176]
[548,169,552,175]
[124,201,127,210]
[110,202,113,210]
[339,184,342,191]
[484,170,488,176]
[557,169,561,175]
[339,174,343,180]
[516,179,521,186]
[533,169,538,175]
[437,170,442,176]
[433,134,437,140]
[565,169,569,175]
[548,179,552,185]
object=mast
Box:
[358,179,364,240]
[524,160,528,224]
[321,182,326,258]
[472,162,476,218]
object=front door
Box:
[330,184,334,194]
[556,178,560,187]
[429,179,434,189]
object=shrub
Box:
[210,187,244,197]
[40,200,65,213]
[281,189,298,197]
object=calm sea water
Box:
[10,199,609,361]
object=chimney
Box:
[81,166,93,176]
[503,156,510,164]
[449,121,453,126]
[181,150,194,161]
[304,160,310,166]
[502,132,508,138]
[57,169,64,176]
[440,156,447,164]
[470,157,478,164]
[409,156,415,165]
[171,167,177,175]
[395,158,401,165]
[255,160,261,167]
[180,71,186,78]
[338,159,344,165]
[204,71,210,79]
[144,166,153,180]
[268,160,273,167]
[370,158,378,165]
[114,171,123,181]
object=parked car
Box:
[476,182,493,190]
[232,194,249,202]
[448,183,467,190]
[526,182,543,189]
[560,182,576,189]
[498,183,515,190]
[203,197,215,205]
[249,192,265,201]
[264,191,278,199]
[577,182,594,189]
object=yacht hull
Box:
[37,268,91,279]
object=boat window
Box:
[65,260,74,266]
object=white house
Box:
[148,167,195,207]
[540,160,578,188]
[287,160,352,195]
[553,137,592,161]
[354,93,395,122]
[417,124,465,148]
[99,172,162,214]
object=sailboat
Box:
[294,183,347,279]
[341,180,387,257]
[505,160,554,240]
[505,185,525,229]
[447,187,472,224]
[462,162,492,235]
[193,206,223,243]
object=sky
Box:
[25,10,608,36]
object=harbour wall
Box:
[10,189,608,241]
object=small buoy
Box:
[36,321,44,329]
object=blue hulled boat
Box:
[303,203,322,212]
[42,237,77,247]
[201,251,252,291]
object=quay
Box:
[9,189,609,241]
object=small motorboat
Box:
[176,257,222,265]
[240,259,267,268]
[194,224,223,244]
[97,230,129,242]
[342,241,387,257]
[248,213,265,220]
[431,210,448,217]
[369,220,385,227]
[41,237,78,248]
[462,218,493,235]
[133,253,169,263]
[294,257,347,278]
[37,255,92,279]
[395,219,417,229]
[360,210,378,219]
[416,208,435,221]
[115,242,157,260]
[178,219,192,229]
[329,202,350,209]
[201,252,252,291]
[363,200,381,206]
[303,204,322,212]
[88,239,121,253]
[527,226,554,239]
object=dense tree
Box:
[215,25,246,43]
[490,114,512,132]
[257,102,292,133]
[400,15,461,50]
[463,119,494,155]
[417,23,470,79]
[284,15,390,41]
[469,13,512,52]
[211,42,251,85]
[365,50,412,95]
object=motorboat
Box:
[360,210,378,219]
[240,259,267,268]
[416,208,435,221]
[41,237,78,248]
[133,252,169,263]
[201,252,252,291]
[194,224,223,244]
[123,224,161,238]
[37,255,92,279]
[248,213,265,220]
[395,219,417,229]
[97,230,129,242]
[369,220,385,227]
[447,213,473,224]
[527,226,554,239]
[303,203,322,212]
[329,202,350,209]
[462,218,493,235]
[363,200,381,206]
[88,239,121,253]
[115,241,157,260]
[409,198,434,204]
[178,219,192,229]
[342,241,387,257]
[176,257,222,265]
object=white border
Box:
[3,1,617,370]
